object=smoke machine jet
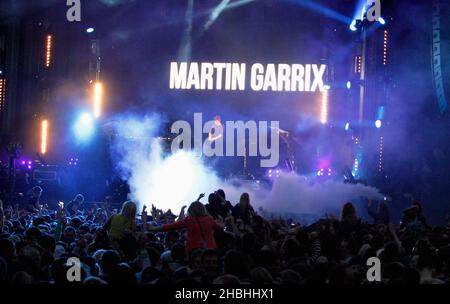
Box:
[170,62,327,92]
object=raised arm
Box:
[196,193,205,202]
[388,223,404,254]
[147,217,186,233]
[54,204,65,241]
[103,215,113,231]
[161,217,188,231]
[141,206,148,232]
[178,205,187,221]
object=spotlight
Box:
[74,112,95,142]
[349,20,357,31]
[346,81,351,89]
[268,168,282,179]
[86,27,95,33]
[378,17,385,25]
[317,168,326,177]
[345,122,350,131]
[375,120,382,129]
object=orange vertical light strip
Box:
[0,79,5,111]
[45,35,52,67]
[41,120,49,155]
[93,82,103,118]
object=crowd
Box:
[0,185,449,285]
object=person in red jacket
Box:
[149,197,224,254]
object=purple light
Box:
[22,161,25,165]
[318,157,331,169]
[28,165,32,169]
[28,161,32,165]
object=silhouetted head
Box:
[120,201,137,221]
[238,193,250,209]
[216,189,226,200]
[188,201,207,217]
[340,202,357,222]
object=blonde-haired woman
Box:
[104,201,137,243]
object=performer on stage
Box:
[270,126,298,172]
[206,115,232,177]
[208,115,223,142]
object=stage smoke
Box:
[110,115,384,219]
[110,114,221,213]
[248,173,384,220]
